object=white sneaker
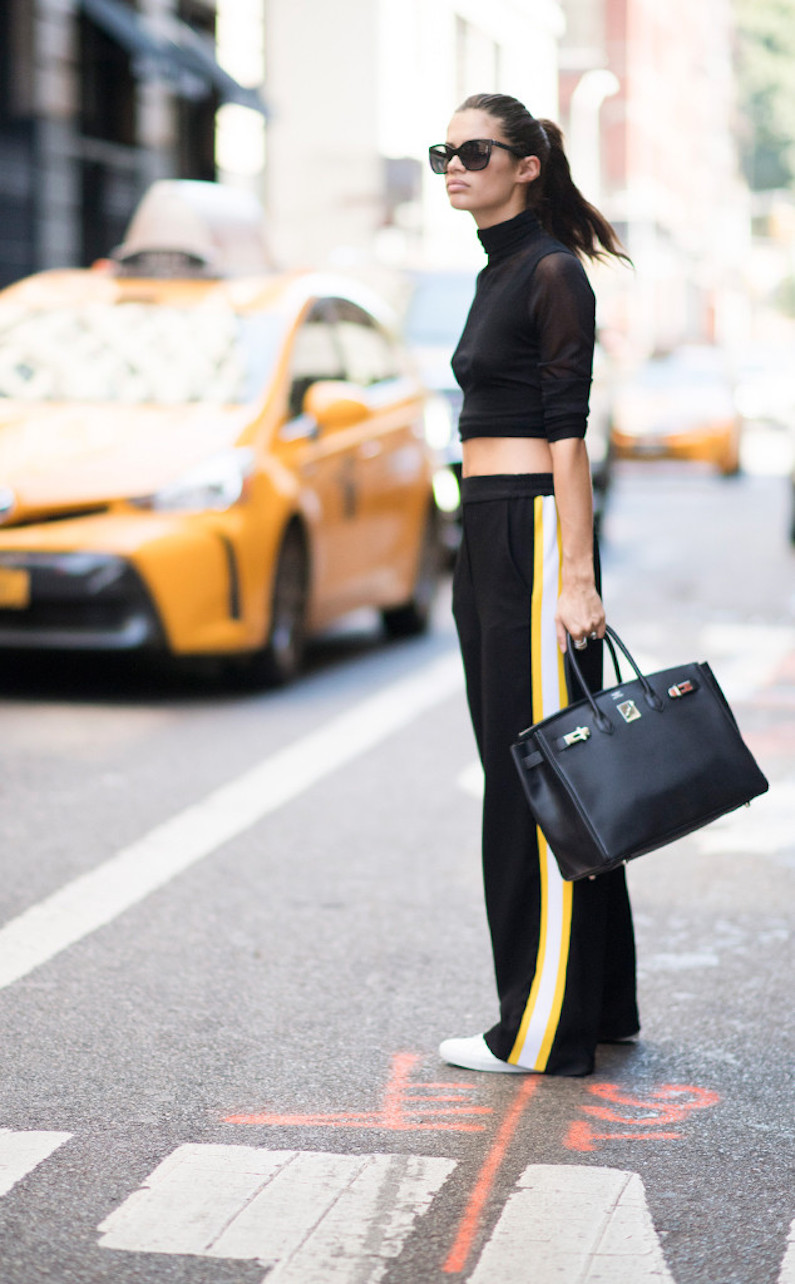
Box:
[439,1034,530,1073]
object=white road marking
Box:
[779,1220,795,1284]
[0,652,463,991]
[468,1164,674,1283]
[97,1145,456,1282]
[642,952,720,972]
[0,1129,71,1198]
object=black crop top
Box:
[451,208,595,442]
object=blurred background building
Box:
[263,0,565,272]
[558,0,748,358]
[0,0,266,287]
[2,0,794,357]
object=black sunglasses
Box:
[428,138,524,174]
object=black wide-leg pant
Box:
[452,473,639,1076]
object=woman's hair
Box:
[458,92,629,263]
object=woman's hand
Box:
[555,582,606,653]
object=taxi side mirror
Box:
[303,380,369,430]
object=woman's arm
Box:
[529,252,604,652]
[549,436,605,652]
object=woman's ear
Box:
[517,154,541,184]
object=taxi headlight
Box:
[433,467,461,513]
[151,448,254,513]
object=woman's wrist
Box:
[560,563,596,591]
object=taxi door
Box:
[331,301,429,605]
[278,303,369,619]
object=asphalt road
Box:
[0,450,793,1284]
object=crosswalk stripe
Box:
[0,651,463,991]
[97,1145,456,1281]
[779,1220,795,1284]
[0,1129,72,1198]
[467,1164,674,1282]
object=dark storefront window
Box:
[176,0,219,180]
[81,162,141,264]
[78,2,139,265]
[79,5,137,145]
[0,0,35,285]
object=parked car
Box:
[610,345,741,475]
[0,183,440,682]
[401,268,615,550]
[587,341,617,531]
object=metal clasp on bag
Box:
[668,680,695,698]
[562,726,591,748]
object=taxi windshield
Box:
[0,301,283,405]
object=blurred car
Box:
[611,345,741,475]
[401,270,475,557]
[402,269,615,550]
[587,341,617,530]
[0,183,440,683]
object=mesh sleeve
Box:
[527,251,595,441]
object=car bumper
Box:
[0,551,164,650]
[0,509,269,655]
[611,424,736,465]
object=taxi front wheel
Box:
[381,509,441,639]
[237,525,309,687]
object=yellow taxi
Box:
[0,183,439,683]
[610,345,741,476]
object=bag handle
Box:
[566,624,664,734]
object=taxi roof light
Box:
[112,180,275,280]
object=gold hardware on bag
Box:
[668,681,695,698]
[563,726,591,747]
[618,700,641,723]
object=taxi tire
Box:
[381,507,440,639]
[718,444,741,476]
[238,524,309,688]
[717,424,741,476]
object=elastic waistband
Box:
[460,473,554,503]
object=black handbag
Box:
[511,625,768,881]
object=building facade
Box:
[263,0,565,273]
[1,0,563,286]
[0,0,265,287]
[558,0,749,355]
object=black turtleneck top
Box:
[451,208,595,442]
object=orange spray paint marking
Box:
[442,1076,539,1275]
[564,1082,720,1152]
[565,1121,683,1152]
[224,1052,493,1133]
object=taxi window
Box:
[0,302,282,405]
[288,312,345,418]
[332,300,402,387]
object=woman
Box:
[432,93,639,1076]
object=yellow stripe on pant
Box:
[509,495,573,1071]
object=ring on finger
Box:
[574,638,588,651]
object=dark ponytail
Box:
[459,93,630,264]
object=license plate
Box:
[0,567,31,609]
